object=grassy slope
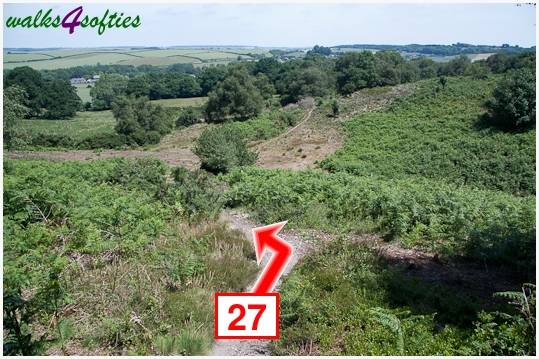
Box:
[223,76,536,355]
[321,76,535,196]
[4,158,257,355]
[15,111,116,148]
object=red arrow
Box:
[250,221,293,293]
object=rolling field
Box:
[16,111,116,144]
[150,96,207,108]
[4,47,271,70]
[74,84,93,103]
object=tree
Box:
[253,73,276,101]
[90,73,128,110]
[439,55,471,76]
[5,66,44,116]
[4,86,29,150]
[280,66,335,104]
[309,45,332,56]
[126,76,151,97]
[194,126,257,173]
[204,67,264,122]
[40,80,81,119]
[112,96,173,145]
[197,66,227,96]
[335,52,378,94]
[486,68,536,129]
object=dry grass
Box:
[55,220,257,355]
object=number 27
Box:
[228,304,266,330]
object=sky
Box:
[3,3,536,48]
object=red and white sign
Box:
[214,293,279,339]
[214,221,292,340]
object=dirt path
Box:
[254,84,415,170]
[211,210,314,356]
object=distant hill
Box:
[332,43,535,56]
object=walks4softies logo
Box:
[5,6,141,35]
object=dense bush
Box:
[205,67,264,122]
[176,107,201,128]
[78,132,127,149]
[4,85,29,150]
[169,167,224,222]
[194,126,257,173]
[112,95,174,145]
[225,167,535,271]
[91,73,129,110]
[486,68,536,129]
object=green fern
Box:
[368,307,404,354]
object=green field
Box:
[74,83,93,103]
[150,96,207,108]
[4,47,271,70]
[16,111,116,147]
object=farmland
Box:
[4,47,272,70]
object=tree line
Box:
[3,49,535,150]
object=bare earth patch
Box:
[6,148,200,169]
[254,84,415,170]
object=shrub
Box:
[176,107,201,128]
[486,68,536,129]
[169,167,224,222]
[112,95,174,145]
[194,126,257,173]
[78,132,126,149]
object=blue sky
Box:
[3,3,536,48]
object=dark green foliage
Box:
[204,67,264,122]
[194,126,257,173]
[486,68,536,129]
[197,65,227,96]
[486,52,536,74]
[279,64,335,104]
[3,86,29,150]
[322,77,536,195]
[331,99,339,117]
[112,95,174,145]
[439,55,471,76]
[78,132,127,149]
[127,73,201,100]
[90,73,129,110]
[4,66,43,116]
[4,66,81,120]
[226,167,535,271]
[169,167,224,222]
[40,80,81,119]
[176,107,201,128]
[309,45,332,56]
